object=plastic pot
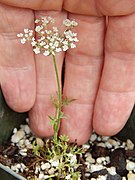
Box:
[0,89,27,179]
[0,88,135,179]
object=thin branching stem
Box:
[52,55,62,142]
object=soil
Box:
[0,124,135,180]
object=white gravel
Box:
[7,120,135,180]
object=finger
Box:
[0,1,63,11]
[59,14,105,144]
[93,13,135,136]
[64,0,135,16]
[0,4,36,112]
[29,11,67,137]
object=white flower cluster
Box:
[17,29,33,44]
[17,16,78,56]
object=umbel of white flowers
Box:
[17,16,79,56]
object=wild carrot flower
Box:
[17,16,79,142]
[17,17,83,179]
[17,16,78,56]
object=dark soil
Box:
[0,138,135,180]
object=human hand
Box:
[0,1,135,145]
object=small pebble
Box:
[102,136,110,142]
[48,168,55,175]
[41,163,51,170]
[85,172,90,177]
[86,154,95,164]
[127,172,135,180]
[107,167,117,176]
[97,175,107,180]
[97,142,106,148]
[24,125,31,134]
[90,164,104,173]
[90,134,97,142]
[105,156,110,163]
[36,138,44,147]
[126,139,134,150]
[38,173,44,179]
[97,157,106,164]
[97,136,102,141]
[108,139,120,147]
[105,142,113,149]
[11,130,25,143]
[126,161,135,171]
[35,166,40,174]
[13,128,17,134]
[82,144,90,150]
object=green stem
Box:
[52,55,62,142]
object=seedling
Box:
[17,16,83,179]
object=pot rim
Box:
[0,163,26,180]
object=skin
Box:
[0,0,135,145]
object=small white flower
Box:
[73,37,79,42]
[65,174,71,180]
[40,41,46,46]
[41,16,55,24]
[43,50,50,56]
[18,16,78,57]
[48,16,55,23]
[63,45,69,51]
[51,51,55,56]
[55,48,62,53]
[72,32,77,37]
[20,38,26,44]
[42,20,49,26]
[47,36,51,40]
[40,36,45,41]
[68,36,73,42]
[45,30,52,34]
[31,41,36,47]
[33,47,40,54]
[24,28,29,33]
[62,40,68,45]
[63,19,72,27]
[71,20,78,26]
[57,37,63,42]
[70,43,76,48]
[17,33,23,38]
[24,33,29,38]
[50,37,55,43]
[40,31,45,35]
[51,46,55,50]
[53,26,58,32]
[35,25,43,32]
[32,37,35,41]
[35,19,40,23]
[44,45,49,49]
[28,31,33,37]
[54,41,59,47]
[49,42,53,47]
